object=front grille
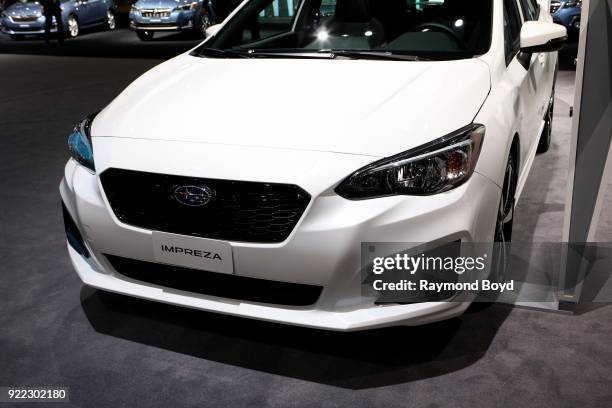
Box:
[106,255,323,306]
[141,9,171,18]
[10,27,40,32]
[12,16,39,22]
[100,169,311,244]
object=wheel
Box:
[136,30,154,41]
[67,15,79,38]
[495,153,516,244]
[537,92,554,153]
[491,152,517,282]
[199,11,212,38]
[106,9,116,30]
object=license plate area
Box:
[152,231,233,274]
[143,12,169,18]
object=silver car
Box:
[0,0,116,39]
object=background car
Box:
[0,0,116,39]
[129,0,214,41]
[552,0,581,36]
[550,0,561,13]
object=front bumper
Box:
[60,141,501,331]
[1,17,54,35]
[129,10,196,31]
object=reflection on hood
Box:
[134,0,190,8]
[7,0,42,14]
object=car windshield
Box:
[195,0,493,60]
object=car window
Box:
[503,0,522,64]
[528,0,540,18]
[201,0,495,61]
[220,0,300,45]
[249,0,299,41]
[518,0,537,20]
[319,0,336,17]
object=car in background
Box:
[552,0,581,35]
[0,0,116,39]
[129,0,214,41]
[550,0,561,13]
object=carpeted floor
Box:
[1,42,611,407]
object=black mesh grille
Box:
[99,168,311,243]
[12,16,39,22]
[106,255,322,306]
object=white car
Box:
[60,0,566,331]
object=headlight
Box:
[131,5,140,12]
[68,113,97,172]
[335,124,485,199]
[174,2,197,11]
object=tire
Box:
[199,11,212,38]
[495,152,516,244]
[136,30,154,41]
[106,9,116,31]
[67,14,79,38]
[537,92,554,154]
[492,152,517,282]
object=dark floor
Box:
[0,27,201,59]
[1,32,611,408]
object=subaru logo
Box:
[173,185,214,207]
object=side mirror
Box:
[520,21,567,53]
[205,24,221,38]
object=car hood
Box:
[133,0,184,9]
[6,2,42,16]
[94,55,491,157]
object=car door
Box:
[74,0,95,26]
[503,0,542,165]
[86,0,107,24]
[519,0,555,137]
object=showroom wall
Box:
[565,0,612,243]
[560,0,612,306]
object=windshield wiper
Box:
[197,48,433,61]
[197,48,253,59]
[198,48,330,59]
[325,50,433,61]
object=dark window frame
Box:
[503,0,524,65]
[518,0,538,21]
[530,0,541,19]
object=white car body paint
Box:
[61,0,563,330]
